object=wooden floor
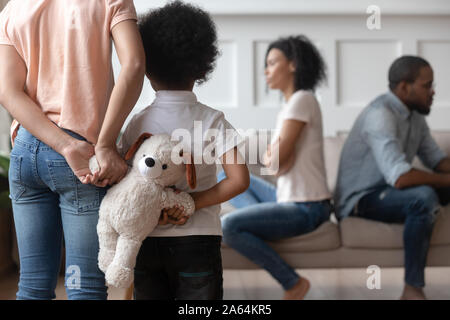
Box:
[1,267,449,300]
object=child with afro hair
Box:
[118,1,249,300]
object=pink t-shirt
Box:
[0,0,137,144]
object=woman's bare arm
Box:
[264,119,305,176]
[93,20,146,186]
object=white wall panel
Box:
[195,41,238,108]
[337,40,402,107]
[418,41,450,108]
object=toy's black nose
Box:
[145,157,155,168]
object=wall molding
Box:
[134,0,450,16]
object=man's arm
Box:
[0,45,96,184]
[394,168,450,189]
[94,19,145,186]
[435,158,450,173]
[396,120,450,189]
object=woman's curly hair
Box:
[266,35,327,92]
[138,1,219,86]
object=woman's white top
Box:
[272,90,331,203]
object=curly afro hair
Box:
[265,35,327,92]
[138,1,219,87]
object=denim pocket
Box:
[75,178,103,213]
[8,154,26,201]
[47,160,102,214]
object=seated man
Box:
[334,55,450,300]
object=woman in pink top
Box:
[0,0,145,299]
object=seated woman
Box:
[218,35,332,300]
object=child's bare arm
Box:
[190,147,250,211]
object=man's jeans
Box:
[133,235,223,300]
[9,127,108,300]
[354,185,450,288]
[218,172,332,290]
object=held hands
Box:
[62,138,127,187]
[62,139,97,184]
[91,145,128,187]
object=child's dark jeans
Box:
[133,235,223,300]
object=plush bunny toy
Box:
[89,133,196,288]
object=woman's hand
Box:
[62,138,97,184]
[93,145,129,186]
[263,144,272,167]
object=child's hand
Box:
[158,206,189,226]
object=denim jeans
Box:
[219,172,331,290]
[9,127,108,300]
[133,235,223,300]
[217,170,277,206]
[354,185,450,288]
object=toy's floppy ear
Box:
[179,149,197,189]
[124,133,153,161]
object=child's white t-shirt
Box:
[272,90,331,203]
[118,90,244,237]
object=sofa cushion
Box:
[323,135,346,193]
[266,221,341,252]
[340,205,450,249]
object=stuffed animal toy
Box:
[89,133,196,288]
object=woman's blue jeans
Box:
[9,127,108,300]
[218,171,331,290]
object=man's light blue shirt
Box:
[334,91,447,219]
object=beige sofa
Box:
[220,131,450,269]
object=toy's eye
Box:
[162,164,168,170]
[142,154,146,158]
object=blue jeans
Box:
[217,170,277,206]
[218,172,331,290]
[9,127,108,300]
[354,185,445,288]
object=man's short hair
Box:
[388,55,430,91]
